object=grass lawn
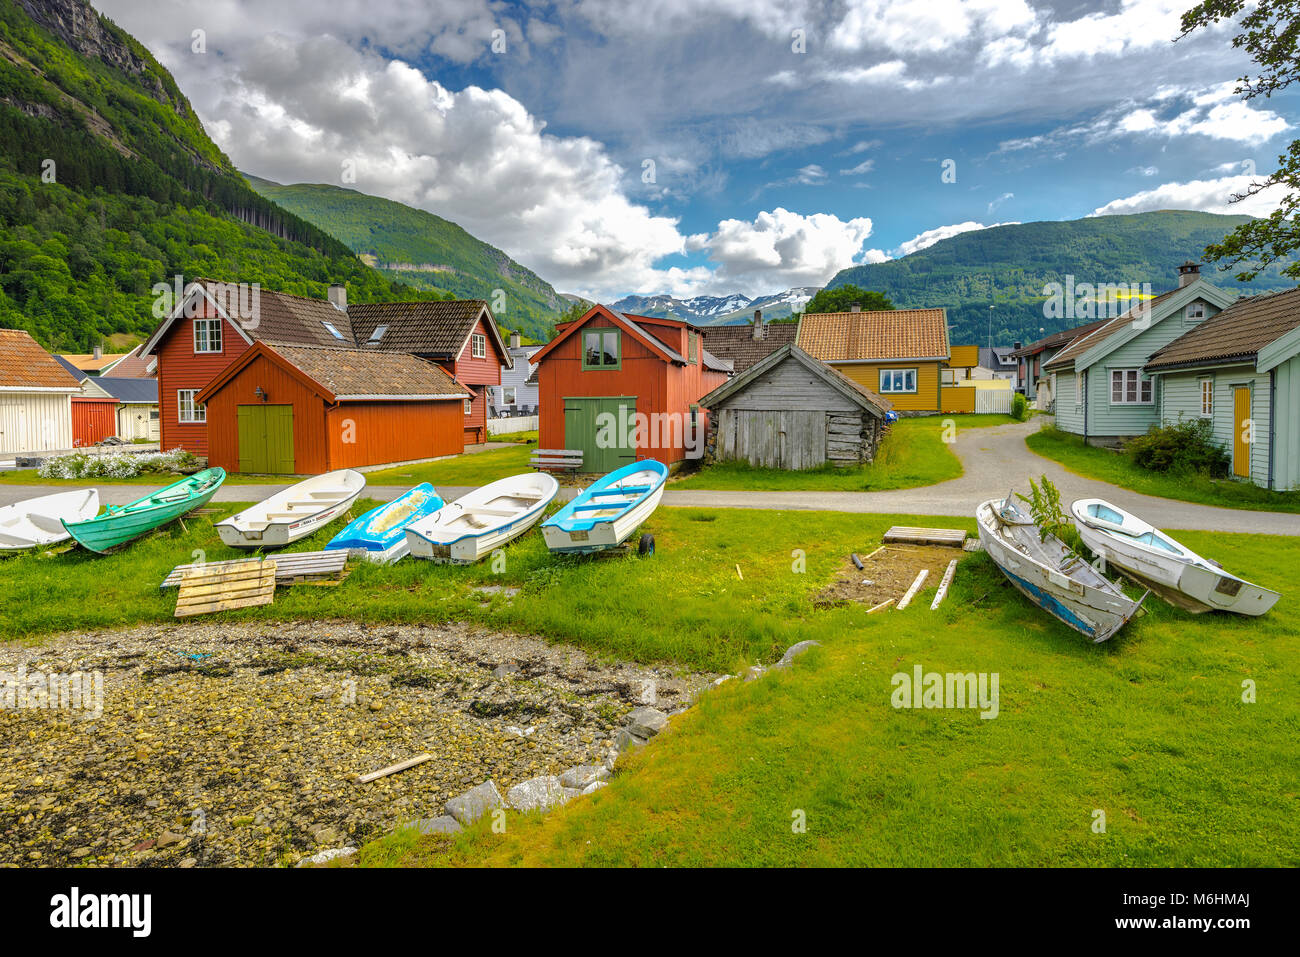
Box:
[364,443,537,488]
[672,413,1019,491]
[2,503,1295,866]
[1027,424,1300,514]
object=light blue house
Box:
[1145,285,1300,491]
[1042,264,1237,445]
[490,335,540,416]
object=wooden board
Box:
[161,551,348,589]
[883,526,966,547]
[175,560,276,618]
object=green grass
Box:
[364,443,536,488]
[4,503,1296,866]
[673,413,1017,491]
[1027,424,1300,513]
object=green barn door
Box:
[237,404,295,474]
[563,397,636,473]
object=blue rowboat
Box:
[62,468,226,554]
[541,460,668,555]
[325,483,444,564]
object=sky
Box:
[93,0,1299,301]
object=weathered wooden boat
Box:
[541,460,667,555]
[216,469,365,549]
[62,468,226,554]
[324,482,443,564]
[406,472,558,564]
[1070,498,1280,616]
[976,494,1147,643]
[0,489,100,552]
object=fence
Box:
[974,389,1013,414]
[487,415,538,436]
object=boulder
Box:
[506,775,570,812]
[559,765,609,790]
[582,781,608,795]
[413,816,462,836]
[626,707,668,739]
[445,780,504,825]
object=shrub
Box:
[1011,392,1029,422]
[1126,419,1230,476]
[38,448,201,479]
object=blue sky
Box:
[95,0,1297,300]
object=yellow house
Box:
[796,308,954,412]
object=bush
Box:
[1126,419,1230,476]
[1011,392,1029,422]
[38,448,202,479]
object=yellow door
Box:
[1232,386,1251,479]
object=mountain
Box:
[245,177,567,342]
[827,211,1299,347]
[611,286,818,325]
[0,0,439,351]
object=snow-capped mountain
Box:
[610,287,819,325]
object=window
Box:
[177,390,205,423]
[688,331,699,364]
[689,404,700,429]
[1110,369,1153,405]
[582,328,621,369]
[368,325,387,343]
[193,318,222,353]
[1200,378,1214,417]
[878,368,917,394]
[471,333,486,358]
[1075,373,1083,405]
[502,386,517,405]
[941,368,958,385]
[464,397,473,416]
[321,321,344,340]
[1186,301,1206,321]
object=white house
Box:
[0,329,80,454]
[492,334,540,415]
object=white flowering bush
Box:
[38,448,202,479]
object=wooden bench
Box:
[530,448,584,471]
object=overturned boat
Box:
[324,482,443,564]
[976,494,1147,643]
[0,489,100,552]
[1071,498,1280,616]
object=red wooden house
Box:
[530,305,732,470]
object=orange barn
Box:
[196,342,468,474]
[530,305,732,470]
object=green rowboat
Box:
[62,467,227,554]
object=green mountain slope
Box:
[828,211,1300,346]
[245,177,565,342]
[0,0,440,351]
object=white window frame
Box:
[193,317,222,354]
[1186,301,1206,321]
[1200,377,1214,417]
[1110,369,1153,405]
[464,397,473,416]
[878,368,918,394]
[1074,373,1083,405]
[177,389,206,423]
[502,386,517,405]
[471,333,486,359]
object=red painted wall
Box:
[156,302,251,456]
[444,316,504,445]
[71,398,118,446]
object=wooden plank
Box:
[161,551,347,589]
[175,560,276,618]
[866,598,894,614]
[860,545,887,563]
[883,526,966,547]
[930,559,959,610]
[357,754,432,784]
[896,568,930,610]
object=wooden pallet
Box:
[883,526,967,547]
[174,560,276,618]
[160,551,349,589]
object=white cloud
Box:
[840,159,875,176]
[831,0,1039,56]
[1090,175,1287,217]
[895,221,1017,256]
[693,208,877,292]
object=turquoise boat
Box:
[62,468,227,554]
[325,482,444,564]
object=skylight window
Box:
[322,321,344,340]
[368,325,387,343]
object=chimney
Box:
[93,343,102,360]
[1013,340,1022,351]
[1177,261,1201,288]
[510,333,521,349]
[850,302,861,313]
[752,308,765,341]
[327,283,347,311]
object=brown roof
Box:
[796,309,949,362]
[234,284,358,348]
[0,329,83,390]
[702,321,799,373]
[1146,286,1300,371]
[699,344,893,417]
[1043,288,1180,372]
[268,344,469,400]
[100,344,156,378]
[1009,318,1110,358]
[347,300,493,359]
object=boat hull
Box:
[0,489,100,552]
[62,469,226,554]
[977,499,1144,643]
[325,483,443,565]
[407,474,558,564]
[542,477,665,554]
[216,470,365,549]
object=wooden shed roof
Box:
[698,344,892,417]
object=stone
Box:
[743,665,766,682]
[298,847,356,867]
[155,831,185,848]
[773,640,821,670]
[559,765,609,790]
[614,728,647,752]
[506,775,570,812]
[445,780,505,825]
[413,816,461,836]
[626,707,668,739]
[582,781,608,795]
[712,675,736,687]
[632,678,657,705]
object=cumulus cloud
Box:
[894,221,1016,257]
[1090,176,1288,217]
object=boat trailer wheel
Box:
[637,533,655,556]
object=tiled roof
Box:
[1043,288,1180,371]
[100,345,156,379]
[699,344,893,417]
[1146,286,1300,371]
[1009,318,1109,358]
[0,329,83,390]
[702,322,799,373]
[796,309,949,362]
[347,300,491,359]
[268,344,468,400]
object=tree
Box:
[1179,0,1300,279]
[801,284,895,314]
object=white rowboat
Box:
[216,470,365,549]
[1071,498,1280,616]
[0,489,100,552]
[977,495,1147,643]
[541,460,668,555]
[406,472,559,563]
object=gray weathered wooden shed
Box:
[699,344,892,469]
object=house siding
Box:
[1273,354,1300,491]
[445,316,505,445]
[156,304,251,456]
[493,346,539,414]
[1156,362,1274,488]
[833,360,941,412]
[0,392,73,453]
